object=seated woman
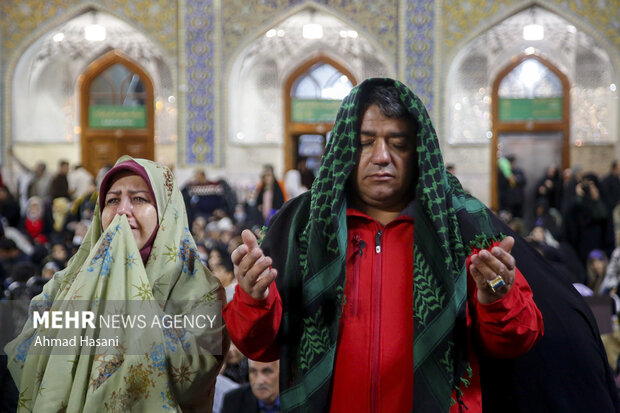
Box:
[5,156,228,412]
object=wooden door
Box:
[284,55,356,172]
[491,54,570,215]
[79,51,154,175]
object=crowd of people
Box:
[0,153,317,303]
[8,153,620,312]
[498,158,620,298]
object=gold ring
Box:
[487,274,505,293]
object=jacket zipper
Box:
[457,393,468,412]
[370,229,382,413]
[351,234,366,317]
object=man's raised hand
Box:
[230,229,277,300]
[469,236,516,304]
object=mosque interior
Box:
[0,0,618,207]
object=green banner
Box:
[291,99,341,123]
[89,105,147,129]
[499,97,563,121]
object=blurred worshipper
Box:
[507,216,528,238]
[191,215,208,244]
[8,148,51,209]
[0,261,41,412]
[207,243,228,272]
[2,261,39,300]
[0,356,17,412]
[0,217,34,258]
[297,157,316,191]
[40,261,59,281]
[196,242,209,267]
[209,208,235,245]
[5,156,228,412]
[529,198,562,241]
[284,168,308,199]
[238,197,265,232]
[222,359,280,413]
[68,164,94,201]
[0,237,30,293]
[211,251,236,304]
[182,169,237,225]
[66,180,97,223]
[224,78,619,412]
[255,165,286,224]
[20,196,52,245]
[534,164,563,211]
[0,186,21,228]
[227,235,243,256]
[233,203,248,227]
[586,249,610,294]
[498,154,527,218]
[601,160,620,217]
[222,343,249,384]
[218,220,235,245]
[45,242,69,270]
[561,166,583,217]
[564,174,613,265]
[48,159,70,201]
[65,188,97,250]
[213,362,240,413]
[284,158,315,200]
[95,163,113,189]
[446,163,456,175]
[51,196,70,234]
[601,246,620,295]
[526,225,586,286]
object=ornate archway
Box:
[79,50,155,175]
[490,54,570,213]
[283,54,357,173]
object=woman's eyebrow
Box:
[105,189,150,196]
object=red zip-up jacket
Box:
[223,209,544,412]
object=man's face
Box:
[249,360,279,405]
[193,170,207,183]
[34,163,45,177]
[351,104,417,214]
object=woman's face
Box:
[101,173,157,249]
[28,201,42,219]
[208,249,222,267]
[52,244,67,261]
[531,226,545,242]
[591,258,606,275]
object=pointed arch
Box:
[79,50,155,174]
[490,53,570,211]
[445,0,620,69]
[225,2,394,78]
[4,3,174,165]
[224,2,393,177]
[283,54,357,171]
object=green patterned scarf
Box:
[261,78,501,412]
[5,156,226,413]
